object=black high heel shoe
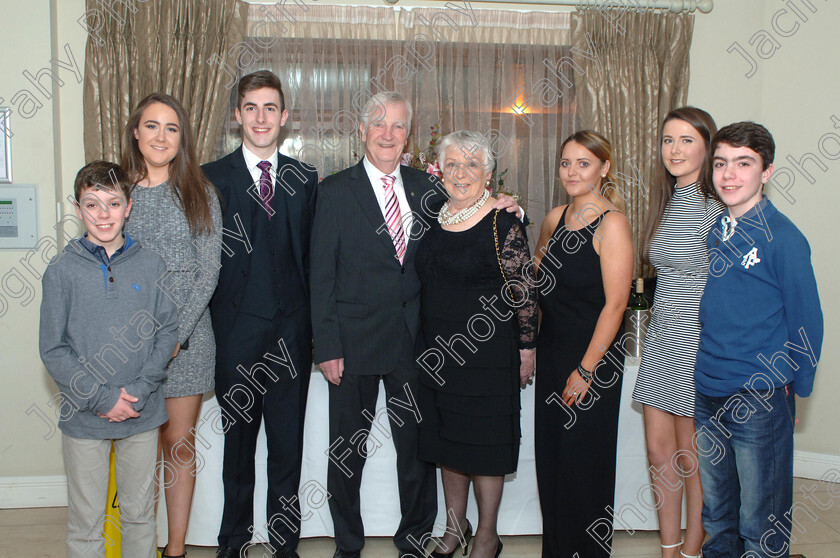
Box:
[161,545,186,558]
[429,521,473,557]
[493,537,503,558]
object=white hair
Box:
[436,130,496,174]
[360,91,413,135]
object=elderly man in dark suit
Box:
[203,70,317,558]
[310,91,521,558]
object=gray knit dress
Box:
[126,181,222,398]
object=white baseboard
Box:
[2,452,838,509]
[794,450,840,480]
[0,475,67,508]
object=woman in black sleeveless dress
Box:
[533,131,633,558]
[416,131,537,558]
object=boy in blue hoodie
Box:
[694,122,823,558]
[39,161,178,558]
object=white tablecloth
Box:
[157,358,662,546]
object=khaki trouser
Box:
[62,428,158,558]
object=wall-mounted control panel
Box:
[0,185,38,249]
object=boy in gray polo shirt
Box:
[39,161,178,557]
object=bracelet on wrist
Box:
[577,363,593,382]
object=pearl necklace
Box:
[438,189,490,225]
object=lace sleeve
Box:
[498,217,538,349]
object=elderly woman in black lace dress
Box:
[414,130,537,558]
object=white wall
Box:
[0,0,837,499]
[688,0,840,457]
[0,0,88,481]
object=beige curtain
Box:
[403,9,578,221]
[217,5,693,245]
[83,0,247,164]
[222,5,577,220]
[225,6,402,178]
[571,10,693,275]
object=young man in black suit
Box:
[310,92,521,558]
[203,70,317,558]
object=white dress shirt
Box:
[363,157,413,245]
[242,145,279,194]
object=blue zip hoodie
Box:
[39,235,178,439]
[696,197,823,397]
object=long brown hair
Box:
[121,93,218,235]
[560,130,625,213]
[640,107,718,268]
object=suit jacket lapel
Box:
[228,146,255,240]
[403,168,445,258]
[401,169,422,257]
[350,160,401,258]
[278,155,305,280]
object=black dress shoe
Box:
[332,549,361,558]
[275,550,300,558]
[216,546,240,558]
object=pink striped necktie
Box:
[256,160,273,219]
[381,174,406,263]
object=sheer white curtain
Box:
[217,5,578,218]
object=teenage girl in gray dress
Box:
[122,93,222,558]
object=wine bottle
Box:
[625,278,650,357]
[629,278,649,310]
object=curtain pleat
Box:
[226,5,577,224]
[83,0,247,164]
[81,3,693,254]
[403,10,578,219]
[571,10,693,275]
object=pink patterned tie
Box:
[256,160,273,219]
[381,175,406,263]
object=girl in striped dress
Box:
[633,107,724,558]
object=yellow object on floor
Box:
[101,443,163,557]
[104,442,121,557]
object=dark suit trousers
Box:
[327,328,437,553]
[215,307,312,551]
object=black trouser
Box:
[214,307,312,552]
[327,329,437,554]
[534,358,623,558]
